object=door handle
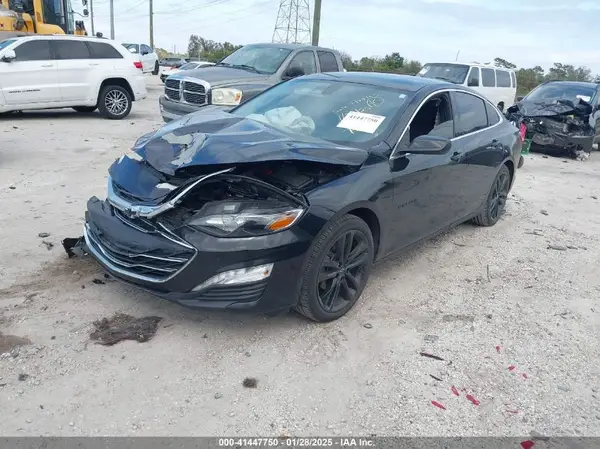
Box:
[41,64,54,67]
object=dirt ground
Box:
[1,76,599,437]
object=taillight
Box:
[133,61,143,70]
[519,123,527,142]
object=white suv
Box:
[122,43,159,75]
[0,35,147,120]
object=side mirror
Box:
[2,49,16,62]
[282,66,304,80]
[129,47,138,54]
[141,51,148,55]
[516,96,524,102]
[407,135,451,154]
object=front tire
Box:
[72,106,97,113]
[152,61,159,75]
[471,164,511,227]
[97,85,132,120]
[295,215,374,322]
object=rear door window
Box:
[52,40,92,59]
[481,68,496,87]
[14,40,52,61]
[496,70,511,88]
[317,51,339,72]
[141,44,153,55]
[452,91,489,137]
[88,41,123,59]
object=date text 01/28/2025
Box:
[217,438,375,447]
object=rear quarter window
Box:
[317,51,340,72]
[481,68,495,87]
[485,101,501,126]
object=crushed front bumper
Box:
[83,196,311,313]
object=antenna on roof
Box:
[455,50,460,61]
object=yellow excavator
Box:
[0,0,89,38]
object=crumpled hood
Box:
[173,66,269,86]
[515,99,591,117]
[108,109,368,202]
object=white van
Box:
[417,62,517,112]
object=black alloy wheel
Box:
[471,164,511,227]
[295,215,374,322]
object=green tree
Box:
[494,57,517,69]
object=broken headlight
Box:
[187,200,304,237]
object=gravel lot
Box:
[1,76,599,437]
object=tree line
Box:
[163,35,599,96]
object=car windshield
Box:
[417,63,470,84]
[232,78,411,146]
[218,45,292,74]
[525,83,596,105]
[179,63,198,70]
[0,39,17,51]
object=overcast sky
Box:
[85,0,600,74]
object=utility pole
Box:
[89,0,95,36]
[109,0,115,39]
[149,0,154,49]
[311,0,321,46]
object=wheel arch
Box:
[98,78,135,102]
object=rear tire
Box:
[152,61,159,75]
[471,164,511,227]
[97,85,132,120]
[294,215,374,322]
[72,106,97,113]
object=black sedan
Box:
[80,72,522,322]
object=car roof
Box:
[4,35,119,44]
[543,80,598,88]
[244,42,338,52]
[424,61,515,73]
[304,72,452,92]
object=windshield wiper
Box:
[230,64,261,73]
[434,76,457,84]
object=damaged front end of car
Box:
[68,110,367,312]
[506,98,595,161]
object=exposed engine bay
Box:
[157,161,353,234]
[506,98,596,161]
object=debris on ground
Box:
[431,400,446,410]
[496,345,501,353]
[540,210,549,216]
[465,394,480,406]
[424,334,439,343]
[38,232,50,238]
[508,365,516,371]
[89,313,163,346]
[41,241,54,250]
[18,373,29,381]
[9,186,16,190]
[92,279,105,285]
[520,441,535,449]
[420,352,444,361]
[451,386,460,396]
[214,392,223,399]
[363,323,373,329]
[243,377,258,388]
[429,374,442,381]
[0,333,31,353]
[62,237,87,258]
[547,244,568,251]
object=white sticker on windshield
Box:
[577,95,591,103]
[337,111,386,134]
